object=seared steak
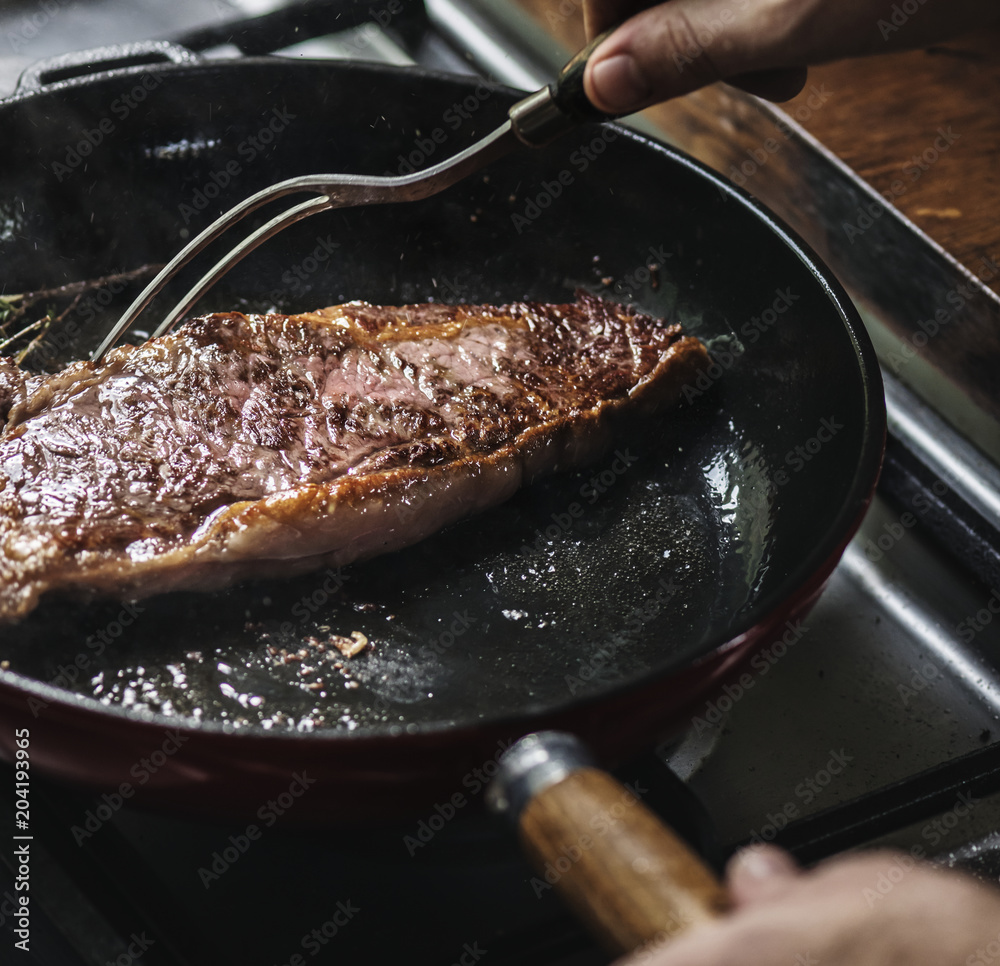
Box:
[0,294,708,621]
[0,358,28,428]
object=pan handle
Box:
[17,40,198,92]
[488,732,728,955]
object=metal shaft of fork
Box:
[90,118,525,362]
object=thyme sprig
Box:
[0,265,161,366]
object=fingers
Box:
[587,52,654,113]
[582,0,1000,113]
[607,847,801,966]
[725,845,801,907]
[581,0,837,113]
[612,848,1000,966]
[583,0,650,38]
[725,67,809,102]
[583,0,1000,114]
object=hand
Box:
[582,0,999,111]
[618,845,1000,966]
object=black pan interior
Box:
[0,60,881,734]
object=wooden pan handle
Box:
[488,733,728,955]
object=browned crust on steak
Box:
[0,357,27,430]
[0,295,708,621]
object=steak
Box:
[0,358,28,428]
[0,293,708,621]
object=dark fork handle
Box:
[551,28,621,123]
[509,29,623,147]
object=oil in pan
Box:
[0,387,775,735]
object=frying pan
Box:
[0,51,884,821]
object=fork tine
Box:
[90,180,312,361]
[150,195,333,340]
[91,119,521,362]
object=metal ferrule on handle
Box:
[508,28,620,148]
[489,732,728,955]
[508,88,579,147]
[487,731,596,818]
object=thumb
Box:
[724,845,801,908]
[582,0,1000,112]
[582,0,818,112]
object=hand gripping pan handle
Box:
[488,732,728,955]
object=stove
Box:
[2,2,1000,964]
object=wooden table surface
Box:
[512,3,1000,296]
[782,32,1000,295]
